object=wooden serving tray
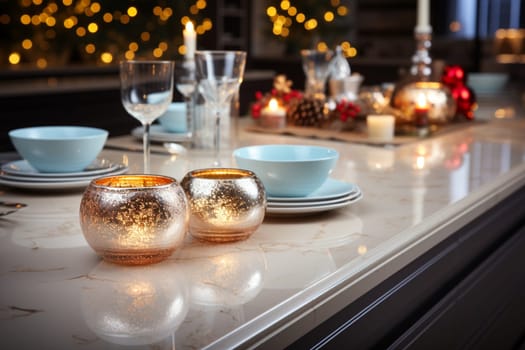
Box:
[245,120,478,146]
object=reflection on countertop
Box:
[1,107,525,349]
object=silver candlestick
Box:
[410,29,432,80]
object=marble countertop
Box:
[1,116,525,349]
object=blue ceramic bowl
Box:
[466,73,509,95]
[233,144,339,197]
[158,102,187,133]
[9,126,108,173]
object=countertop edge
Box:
[206,161,525,350]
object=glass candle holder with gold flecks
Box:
[392,81,457,132]
[181,168,266,243]
[79,175,188,265]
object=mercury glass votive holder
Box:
[79,175,188,265]
[180,168,266,243]
[392,81,457,126]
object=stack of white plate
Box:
[0,158,128,190]
[266,178,362,215]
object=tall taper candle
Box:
[416,0,431,33]
[183,21,196,59]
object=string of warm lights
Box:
[0,0,210,68]
[265,0,357,57]
[1,0,357,68]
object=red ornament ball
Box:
[451,84,476,120]
[442,65,466,87]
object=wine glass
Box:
[120,60,174,173]
[300,49,335,99]
[175,61,197,138]
[194,50,246,166]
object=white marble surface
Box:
[1,116,525,349]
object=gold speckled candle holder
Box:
[181,168,266,243]
[79,175,188,265]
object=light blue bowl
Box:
[158,102,187,133]
[9,126,108,173]
[233,144,339,197]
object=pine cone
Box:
[287,97,328,127]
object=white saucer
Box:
[1,159,120,178]
[267,190,361,208]
[266,191,363,215]
[267,178,358,202]
[0,163,128,183]
[132,125,192,143]
[0,165,128,190]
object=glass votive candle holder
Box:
[180,168,266,243]
[79,174,188,265]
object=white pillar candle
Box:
[183,21,196,59]
[260,98,286,129]
[367,115,395,142]
[416,0,431,33]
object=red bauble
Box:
[451,84,476,120]
[442,65,466,87]
[251,102,262,118]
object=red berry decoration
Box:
[441,65,476,120]
[451,85,476,120]
[251,102,262,119]
[250,74,302,120]
[335,100,361,122]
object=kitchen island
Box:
[1,114,525,349]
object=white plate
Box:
[0,164,128,183]
[0,165,128,190]
[267,178,358,203]
[266,192,363,215]
[132,125,192,143]
[1,159,120,178]
[267,188,362,207]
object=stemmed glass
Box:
[194,50,246,166]
[175,61,197,139]
[300,49,335,99]
[120,60,174,173]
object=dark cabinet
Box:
[290,185,525,349]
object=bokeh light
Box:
[100,52,113,63]
[22,39,33,50]
[9,52,21,65]
[265,0,356,57]
[2,2,210,67]
[85,43,96,54]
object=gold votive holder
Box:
[392,81,457,128]
[79,174,188,265]
[180,168,266,243]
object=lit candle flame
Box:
[185,21,194,33]
[416,92,428,110]
[268,98,279,111]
